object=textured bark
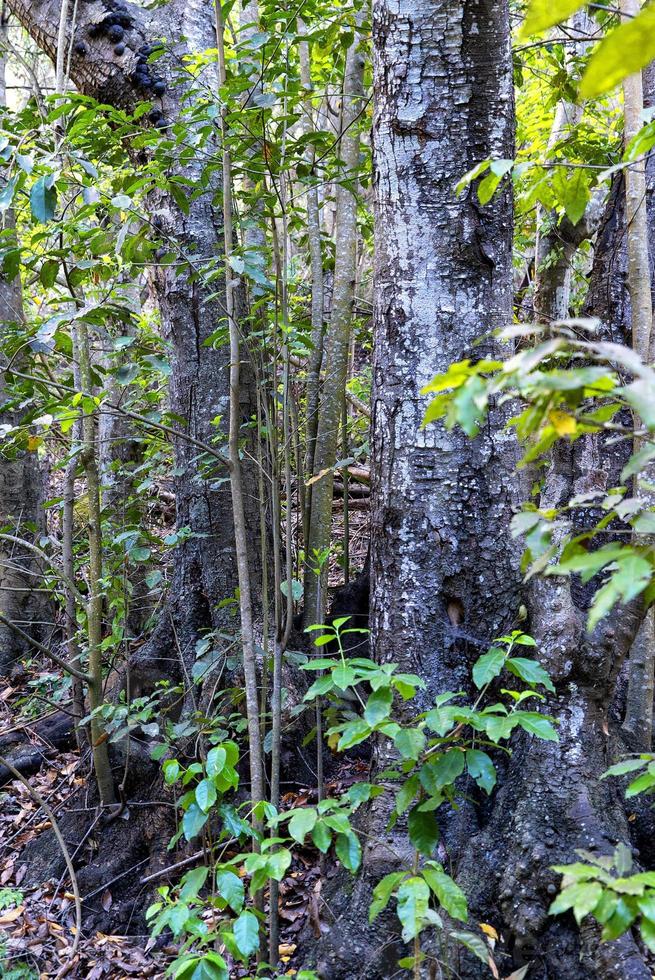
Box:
[370,0,517,699]
[0,24,51,677]
[532,10,597,324]
[303,28,365,626]
[5,0,260,684]
[309,2,518,976]
[454,68,655,980]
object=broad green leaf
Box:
[549,881,603,923]
[396,876,430,942]
[449,930,489,966]
[520,0,585,36]
[30,176,57,223]
[335,831,361,872]
[333,664,356,689]
[369,871,407,922]
[602,758,648,779]
[420,749,465,794]
[506,657,555,693]
[233,909,260,959]
[396,774,420,815]
[408,806,440,856]
[465,749,497,794]
[195,778,217,813]
[422,863,467,921]
[552,167,589,226]
[174,952,228,980]
[601,897,637,940]
[311,820,332,853]
[640,917,655,954]
[179,866,209,900]
[0,176,19,211]
[364,686,393,725]
[626,769,655,798]
[338,719,372,750]
[206,746,227,777]
[472,646,506,688]
[288,807,317,844]
[393,727,426,761]
[580,6,655,100]
[266,848,292,881]
[216,869,244,913]
[182,802,209,841]
[513,711,558,741]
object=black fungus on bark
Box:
[114,42,125,56]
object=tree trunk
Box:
[0,19,51,677]
[303,26,365,625]
[309,1,518,974]
[5,0,260,689]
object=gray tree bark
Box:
[310,1,519,975]
[5,0,260,688]
[0,19,51,677]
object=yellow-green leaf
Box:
[580,6,655,100]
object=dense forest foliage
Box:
[2,0,655,977]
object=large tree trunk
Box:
[455,70,655,980]
[310,1,518,975]
[0,21,51,678]
[6,0,260,689]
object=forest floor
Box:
[0,715,368,978]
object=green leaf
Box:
[601,897,637,940]
[640,917,655,955]
[288,807,317,844]
[206,746,227,777]
[266,848,292,881]
[520,0,585,35]
[311,820,332,853]
[549,881,603,923]
[465,749,497,794]
[422,863,468,921]
[393,727,426,761]
[420,749,465,794]
[396,774,420,815]
[338,719,372,750]
[179,866,209,900]
[174,952,228,980]
[216,869,244,913]
[335,831,361,872]
[0,176,19,211]
[396,876,430,942]
[369,871,407,922]
[195,778,217,813]
[30,176,57,223]
[449,930,489,966]
[333,664,356,689]
[580,5,655,100]
[182,802,209,841]
[472,646,506,688]
[625,769,655,798]
[364,686,393,725]
[506,657,555,693]
[408,807,440,856]
[602,758,648,779]
[233,909,259,959]
[552,167,589,226]
[513,711,558,741]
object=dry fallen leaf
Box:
[0,906,24,924]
